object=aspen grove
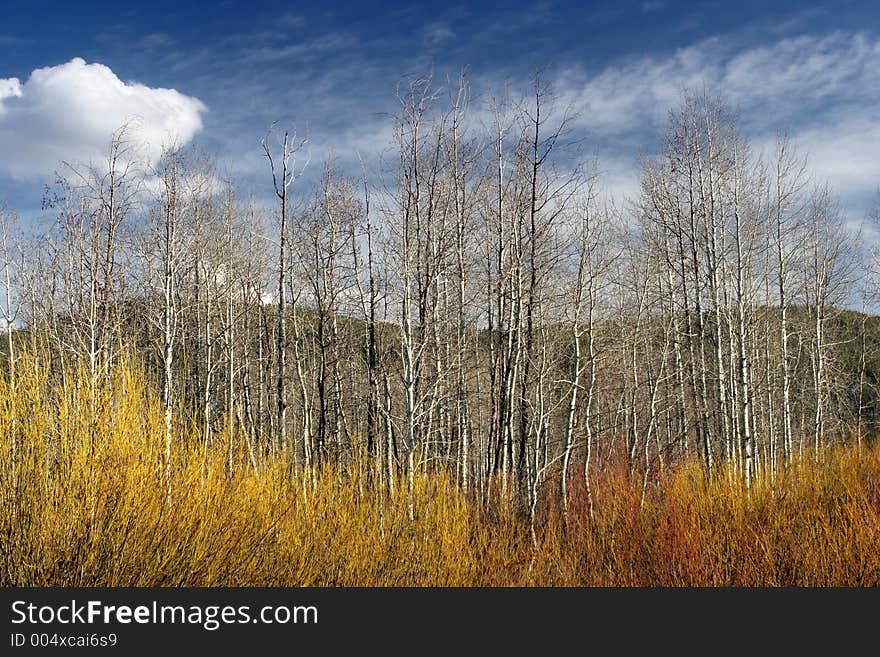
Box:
[2,77,879,585]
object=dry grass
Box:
[2,352,879,586]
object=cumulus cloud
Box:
[0,57,206,180]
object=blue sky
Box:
[1,0,878,223]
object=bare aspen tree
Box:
[390,76,442,520]
[562,187,607,518]
[294,164,359,464]
[0,206,22,494]
[263,127,308,455]
[42,127,141,413]
[730,138,756,487]
[219,185,244,471]
[512,76,583,508]
[803,187,850,459]
[237,203,269,468]
[350,167,381,477]
[483,91,514,501]
[442,74,482,491]
[770,136,808,465]
[145,145,188,492]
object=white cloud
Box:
[0,77,21,98]
[424,22,455,46]
[0,57,206,180]
[560,32,880,135]
[793,118,880,205]
[0,77,22,117]
[552,31,880,209]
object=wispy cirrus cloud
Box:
[239,31,358,64]
[189,26,877,213]
[550,31,880,207]
[558,31,878,134]
[423,22,455,47]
